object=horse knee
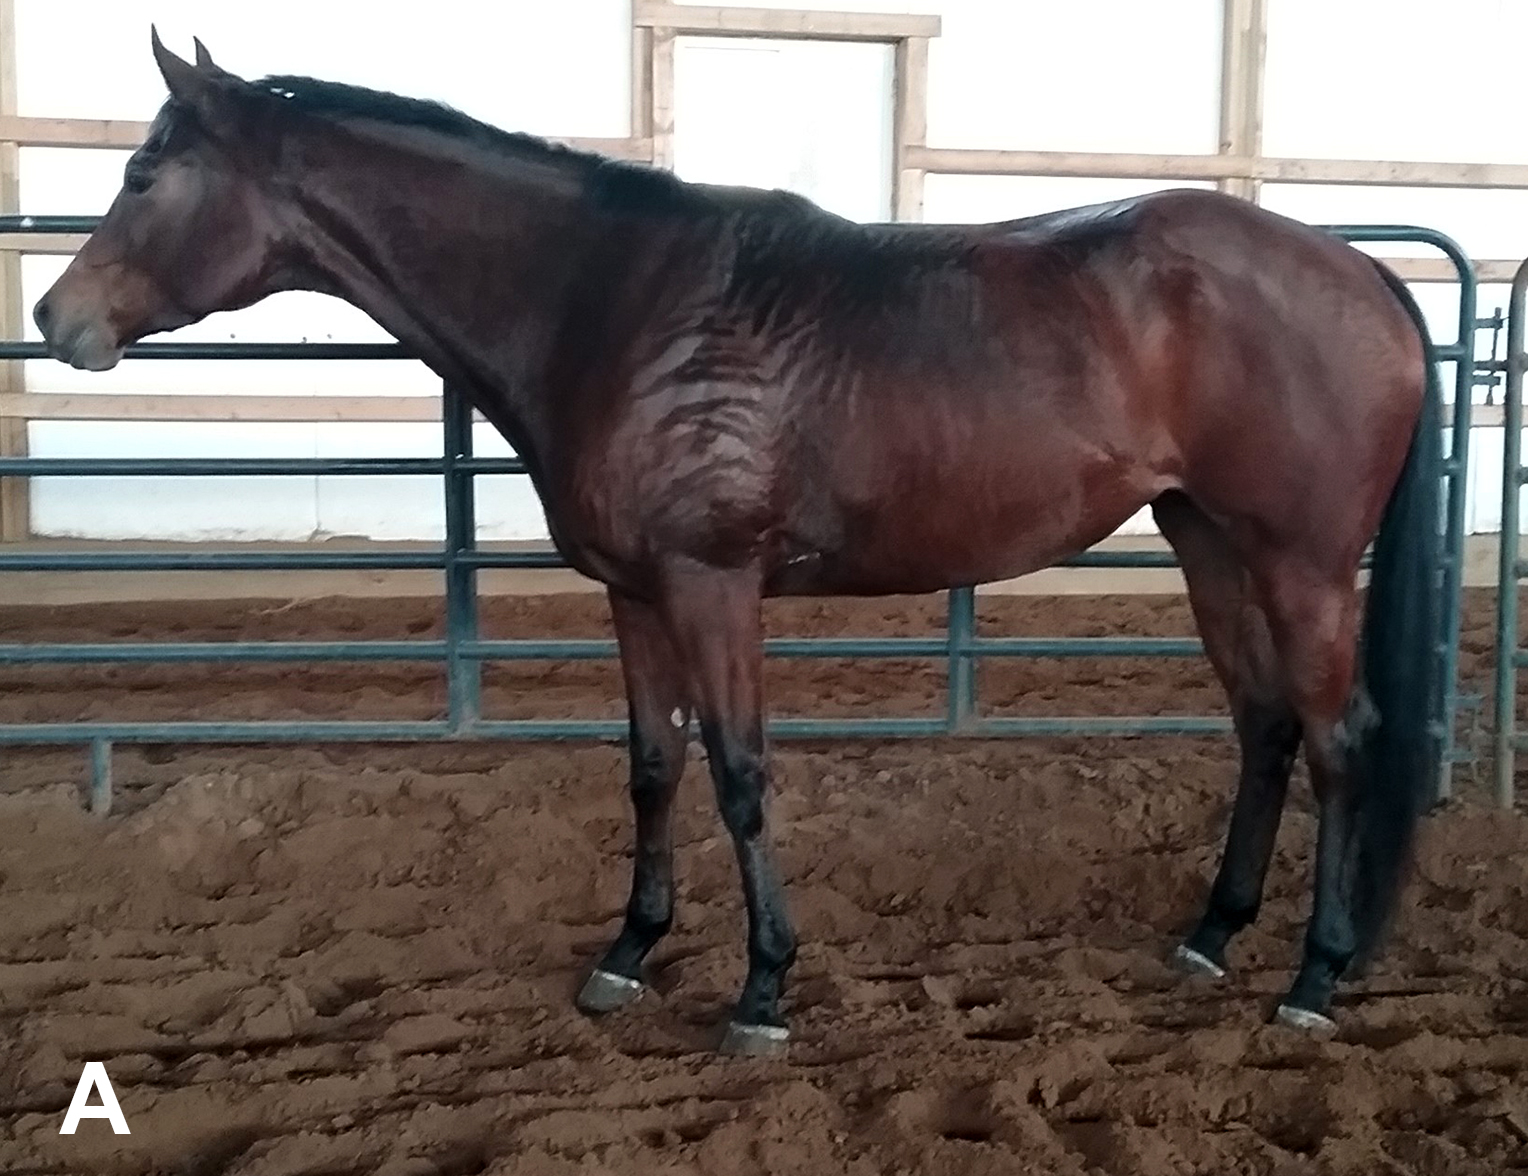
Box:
[629,727,683,802]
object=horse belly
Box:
[775,444,1158,595]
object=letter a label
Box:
[60,1062,130,1135]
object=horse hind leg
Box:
[1153,492,1303,979]
[1252,557,1368,1032]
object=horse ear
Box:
[151,26,212,106]
[191,36,241,81]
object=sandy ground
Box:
[0,589,1525,1175]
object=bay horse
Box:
[35,33,1442,1054]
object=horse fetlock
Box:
[625,899,674,941]
[1207,895,1261,935]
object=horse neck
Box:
[282,123,601,440]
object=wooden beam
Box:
[910,146,1528,189]
[570,136,654,162]
[0,0,25,539]
[1384,257,1523,284]
[892,36,929,222]
[631,23,654,144]
[1251,156,1528,187]
[649,27,676,170]
[913,147,1245,181]
[1217,0,1266,202]
[0,114,652,164]
[0,232,86,253]
[1,393,446,423]
[0,115,148,149]
[634,2,940,42]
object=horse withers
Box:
[34,32,1442,1054]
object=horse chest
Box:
[543,415,773,581]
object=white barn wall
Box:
[12,0,1528,544]
[1262,0,1528,166]
[674,37,895,223]
[17,0,636,542]
[1261,0,1528,541]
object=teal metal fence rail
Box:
[0,217,1480,811]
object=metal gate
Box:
[0,217,1479,810]
[1492,258,1528,809]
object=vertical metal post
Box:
[1493,262,1528,809]
[1320,227,1474,798]
[442,383,481,732]
[946,586,977,732]
[1437,263,1480,800]
[88,739,112,815]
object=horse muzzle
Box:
[33,294,126,371]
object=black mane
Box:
[255,74,591,165]
[252,73,720,215]
[247,74,845,225]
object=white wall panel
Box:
[1261,185,1528,270]
[674,38,893,222]
[16,0,634,138]
[1264,0,1528,164]
[925,0,1221,155]
[30,421,320,540]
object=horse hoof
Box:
[1274,1004,1337,1036]
[1171,945,1227,980]
[576,968,644,1015]
[719,1021,790,1057]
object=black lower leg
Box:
[1283,752,1362,1017]
[595,718,685,981]
[706,726,796,1029]
[1184,702,1301,967]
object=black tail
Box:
[1350,258,1445,964]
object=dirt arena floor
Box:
[0,588,1525,1175]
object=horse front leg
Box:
[577,590,691,1014]
[661,559,796,1055]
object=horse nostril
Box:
[32,296,53,337]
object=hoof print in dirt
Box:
[576,968,646,1015]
